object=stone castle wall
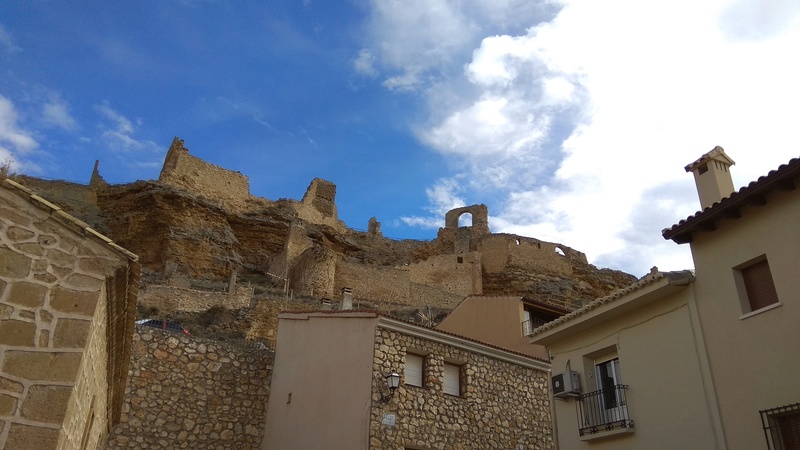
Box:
[370,326,554,449]
[106,327,272,449]
[407,253,482,297]
[138,285,253,314]
[158,138,251,209]
[334,261,410,304]
[293,178,345,231]
[481,234,586,276]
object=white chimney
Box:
[340,287,353,310]
[685,146,736,210]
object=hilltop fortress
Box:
[21,137,635,314]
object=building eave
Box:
[664,156,800,244]
[529,271,695,346]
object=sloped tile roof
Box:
[663,156,800,244]
[530,270,695,336]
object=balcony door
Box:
[595,355,623,424]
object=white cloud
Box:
[0,24,20,53]
[353,49,378,77]
[400,177,466,229]
[367,0,800,275]
[95,102,160,152]
[0,95,37,153]
[42,98,79,131]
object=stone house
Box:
[262,310,554,449]
[531,148,800,449]
[0,178,139,449]
[437,294,570,361]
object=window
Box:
[576,352,634,438]
[405,353,424,387]
[443,362,461,396]
[736,257,780,313]
[761,403,800,450]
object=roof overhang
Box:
[530,272,693,346]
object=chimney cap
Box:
[684,146,736,173]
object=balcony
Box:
[576,385,634,439]
[521,317,549,336]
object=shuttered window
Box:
[443,363,461,396]
[742,259,779,311]
[405,354,423,387]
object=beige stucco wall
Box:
[262,313,377,450]
[544,288,719,450]
[436,296,547,359]
[689,188,800,450]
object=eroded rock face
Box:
[16,170,635,311]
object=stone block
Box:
[43,248,77,267]
[8,282,47,308]
[0,247,31,278]
[21,385,72,423]
[16,243,43,256]
[0,319,37,346]
[5,423,60,450]
[3,351,82,382]
[49,286,99,317]
[6,227,35,242]
[63,273,103,290]
[0,393,18,415]
[0,208,32,227]
[53,319,91,348]
[0,376,24,394]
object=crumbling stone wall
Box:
[138,285,253,314]
[106,328,272,449]
[407,253,482,298]
[0,180,137,450]
[370,326,554,449]
[158,137,251,209]
[481,234,586,276]
[294,178,345,231]
[334,261,410,305]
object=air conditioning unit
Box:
[552,371,581,398]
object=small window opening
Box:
[457,256,463,264]
[698,163,709,175]
[555,247,565,256]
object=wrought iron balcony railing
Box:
[576,384,634,436]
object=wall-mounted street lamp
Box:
[381,370,401,403]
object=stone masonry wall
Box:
[370,327,554,449]
[335,260,410,305]
[407,253,482,298]
[0,182,133,450]
[106,328,272,449]
[138,285,253,314]
[481,234,586,276]
[158,138,251,209]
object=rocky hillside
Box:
[15,146,637,314]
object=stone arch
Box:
[444,204,489,232]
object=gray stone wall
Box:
[138,285,252,314]
[105,328,272,449]
[369,326,554,449]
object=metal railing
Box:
[521,317,549,336]
[576,385,634,436]
[761,402,800,450]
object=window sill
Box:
[740,302,782,320]
[579,426,635,442]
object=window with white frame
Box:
[443,362,461,396]
[405,353,424,387]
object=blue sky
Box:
[2,0,799,277]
